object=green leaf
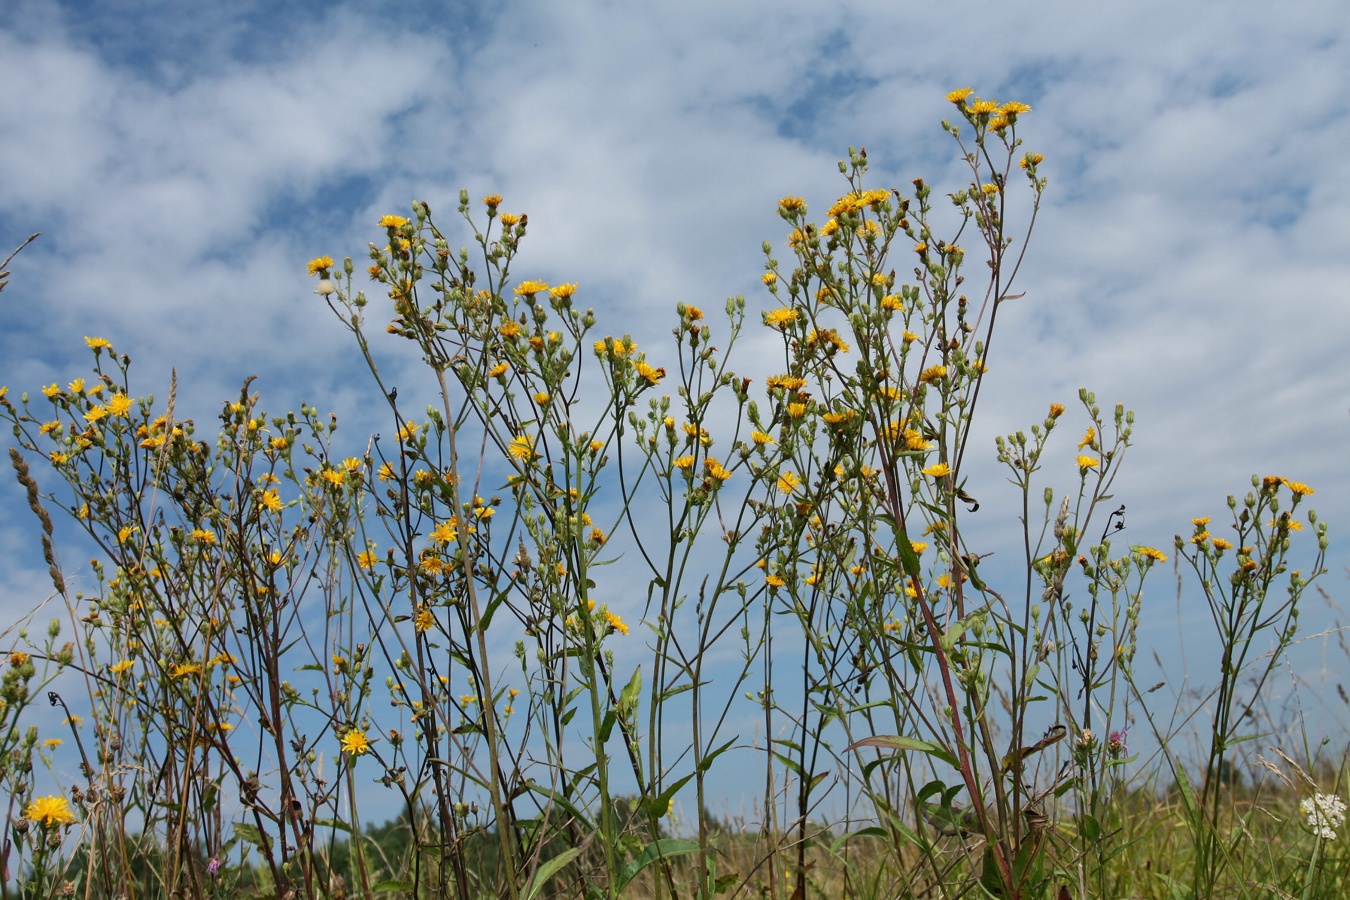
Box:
[619,665,642,716]
[616,839,701,893]
[895,532,922,579]
[699,737,737,773]
[846,735,959,769]
[525,847,584,900]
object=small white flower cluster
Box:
[1300,792,1347,840]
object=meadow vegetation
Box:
[0,90,1343,899]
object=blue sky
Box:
[2,0,1348,816]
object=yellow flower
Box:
[1283,479,1315,496]
[356,550,379,569]
[107,392,132,417]
[705,458,731,482]
[259,488,282,512]
[776,471,801,494]
[921,462,950,478]
[765,573,786,588]
[779,196,806,212]
[918,365,947,383]
[604,611,628,635]
[508,435,533,460]
[483,194,503,208]
[397,420,421,442]
[488,362,509,378]
[673,455,695,471]
[42,738,62,750]
[431,521,459,544]
[1076,456,1099,470]
[762,272,778,286]
[946,87,975,103]
[1136,546,1167,563]
[635,360,666,385]
[500,213,521,226]
[1212,538,1233,551]
[109,660,134,674]
[880,294,902,311]
[1019,153,1045,170]
[170,662,202,679]
[499,320,521,337]
[1078,427,1095,450]
[307,256,334,276]
[378,215,410,229]
[549,283,578,299]
[764,308,800,329]
[414,607,435,633]
[969,98,999,115]
[1001,101,1032,116]
[1191,531,1210,545]
[513,279,550,296]
[341,729,371,756]
[26,795,75,828]
[84,336,112,350]
[901,428,930,451]
[1048,403,1064,419]
[751,430,775,446]
[191,528,217,545]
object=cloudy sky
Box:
[1,0,1348,794]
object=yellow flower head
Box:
[508,435,534,460]
[1076,455,1100,471]
[635,360,666,385]
[414,607,435,633]
[1282,479,1315,496]
[764,308,800,329]
[378,215,410,229]
[946,87,975,103]
[918,365,947,384]
[84,336,111,350]
[513,279,549,297]
[921,462,951,478]
[26,795,76,828]
[483,194,503,208]
[776,471,801,494]
[549,283,578,299]
[341,729,371,756]
[307,256,335,276]
[778,196,807,212]
[1019,153,1045,170]
[704,458,731,482]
